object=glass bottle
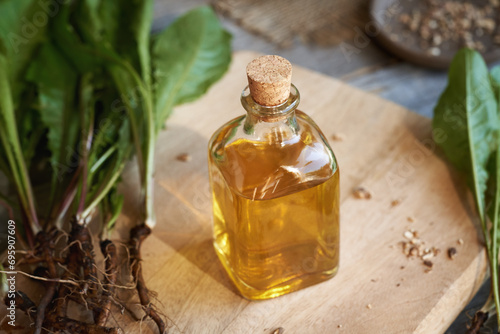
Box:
[208,55,339,300]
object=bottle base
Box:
[214,242,339,300]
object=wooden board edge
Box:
[415,249,488,333]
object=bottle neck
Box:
[241,84,300,137]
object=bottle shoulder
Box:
[208,110,338,199]
[208,114,247,151]
[209,111,335,153]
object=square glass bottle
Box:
[208,55,339,300]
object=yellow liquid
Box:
[209,118,339,299]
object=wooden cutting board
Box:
[113,51,488,333]
[5,51,484,334]
[109,51,487,334]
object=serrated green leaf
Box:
[26,42,79,194]
[152,5,231,132]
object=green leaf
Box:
[26,42,79,186]
[49,3,104,73]
[68,0,152,177]
[0,0,43,62]
[0,263,7,298]
[152,5,232,132]
[103,187,124,234]
[491,66,500,103]
[490,69,500,244]
[87,82,132,167]
[0,53,39,231]
[72,0,153,82]
[0,61,44,172]
[82,80,132,219]
[0,0,48,102]
[15,89,45,167]
[433,49,498,221]
[0,150,10,179]
[435,49,500,328]
[100,0,153,83]
[486,76,500,331]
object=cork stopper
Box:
[246,55,292,106]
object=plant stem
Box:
[90,146,116,174]
[81,160,127,220]
[491,152,500,327]
[53,166,81,229]
[0,198,14,220]
[143,97,156,229]
[492,268,500,328]
[0,56,40,235]
[109,67,144,177]
[101,195,123,240]
[125,63,155,228]
[111,61,156,228]
[487,219,500,327]
[77,76,95,219]
[60,37,155,228]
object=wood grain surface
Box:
[114,51,487,333]
[0,51,487,334]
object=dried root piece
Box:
[50,316,123,334]
[72,221,99,306]
[12,290,37,320]
[129,224,166,333]
[19,298,123,334]
[16,226,123,334]
[95,239,119,326]
[34,230,59,334]
[50,219,100,327]
[466,311,489,334]
[54,222,83,318]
